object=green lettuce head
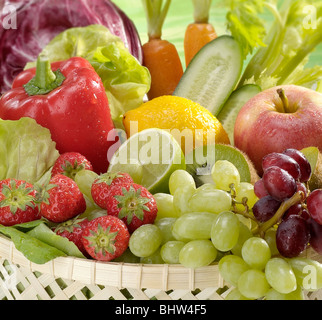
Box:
[25,25,151,128]
[0,117,59,183]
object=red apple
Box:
[234,85,322,175]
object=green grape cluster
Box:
[75,161,322,300]
[122,163,260,269]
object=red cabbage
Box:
[0,0,143,94]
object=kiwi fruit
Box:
[301,146,322,190]
[185,144,260,187]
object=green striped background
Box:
[113,0,321,70]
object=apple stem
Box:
[277,88,289,113]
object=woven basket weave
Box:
[0,233,321,300]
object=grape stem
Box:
[252,191,305,237]
[230,184,257,221]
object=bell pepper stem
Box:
[23,55,66,96]
[34,55,57,89]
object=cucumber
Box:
[173,35,243,116]
[217,84,261,144]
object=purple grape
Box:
[283,203,310,221]
[276,215,310,258]
[254,179,269,199]
[283,149,312,182]
[262,152,301,180]
[253,195,281,223]
[307,189,322,225]
[308,218,322,255]
[296,182,308,197]
[262,166,297,201]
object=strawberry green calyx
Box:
[60,160,86,179]
[34,183,57,205]
[114,186,151,224]
[0,180,36,214]
[55,215,87,234]
[97,172,127,186]
[84,223,119,256]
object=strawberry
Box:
[54,215,90,257]
[91,172,133,209]
[39,174,86,223]
[52,152,93,179]
[0,179,40,226]
[82,215,130,261]
[105,183,157,233]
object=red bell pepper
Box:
[0,55,115,174]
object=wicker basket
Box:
[0,233,322,300]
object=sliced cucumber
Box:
[173,35,243,116]
[217,84,261,144]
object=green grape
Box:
[214,250,226,262]
[109,158,143,184]
[241,237,271,270]
[129,224,162,258]
[154,217,177,244]
[188,188,232,214]
[153,193,179,220]
[265,258,297,294]
[235,182,259,211]
[211,211,240,252]
[79,207,106,221]
[196,183,217,192]
[113,248,140,263]
[211,160,240,191]
[237,269,270,300]
[160,240,185,264]
[179,240,217,269]
[288,257,322,291]
[218,255,249,287]
[173,184,196,215]
[172,212,218,240]
[169,169,196,195]
[237,214,252,229]
[74,169,98,201]
[225,288,251,300]
[231,222,253,257]
[265,287,304,300]
[140,249,164,264]
[264,228,279,256]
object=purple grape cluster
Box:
[253,148,322,258]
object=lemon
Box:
[123,95,230,155]
[108,128,186,194]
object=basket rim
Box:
[0,234,224,291]
[2,233,321,292]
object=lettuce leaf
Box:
[0,224,66,264]
[25,25,151,127]
[27,223,85,259]
[0,117,59,184]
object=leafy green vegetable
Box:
[25,24,151,128]
[27,223,85,259]
[220,0,322,90]
[90,43,151,127]
[224,0,267,57]
[0,224,66,264]
[0,117,59,184]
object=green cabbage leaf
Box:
[0,117,59,183]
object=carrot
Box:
[141,0,183,100]
[184,0,217,67]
